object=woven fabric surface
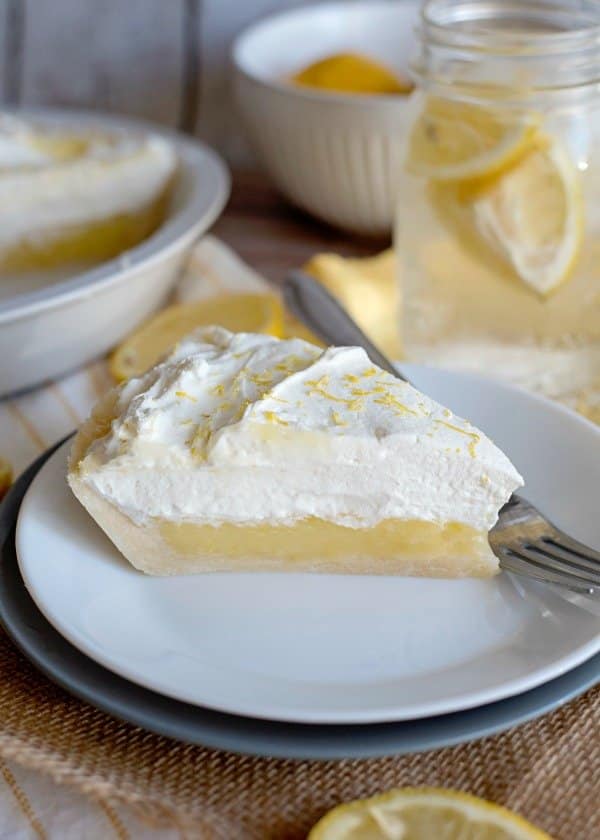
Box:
[0,629,598,839]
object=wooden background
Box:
[0,0,321,163]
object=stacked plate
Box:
[1,366,599,759]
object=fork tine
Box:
[537,537,600,575]
[493,494,600,593]
[542,534,600,565]
[498,550,598,595]
[509,544,600,588]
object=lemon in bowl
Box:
[232,1,419,235]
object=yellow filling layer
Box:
[0,190,170,272]
[160,517,497,576]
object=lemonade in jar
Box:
[396,0,600,398]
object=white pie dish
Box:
[16,365,600,724]
[0,109,230,398]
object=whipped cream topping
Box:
[78,328,523,529]
[0,116,176,249]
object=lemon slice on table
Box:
[407,97,537,182]
[308,788,551,840]
[110,293,284,381]
[469,135,583,297]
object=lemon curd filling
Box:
[159,518,495,577]
[0,192,169,272]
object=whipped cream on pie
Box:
[69,328,523,577]
[0,116,176,270]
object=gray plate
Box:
[1,441,599,761]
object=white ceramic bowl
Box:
[0,109,230,397]
[233,0,419,235]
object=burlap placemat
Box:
[0,629,597,839]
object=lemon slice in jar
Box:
[407,96,537,181]
[308,788,551,840]
[468,135,583,297]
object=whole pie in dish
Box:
[0,116,176,273]
[68,328,523,577]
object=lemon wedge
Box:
[110,293,284,381]
[469,136,583,296]
[407,97,537,182]
[308,788,551,840]
[291,53,412,95]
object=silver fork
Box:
[284,270,600,595]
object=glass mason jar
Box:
[396,0,600,398]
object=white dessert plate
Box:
[16,365,600,725]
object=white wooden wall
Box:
[0,0,316,162]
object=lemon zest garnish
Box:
[343,373,361,384]
[330,410,348,427]
[306,375,329,389]
[263,411,289,426]
[346,398,365,411]
[306,383,349,405]
[275,354,311,373]
[351,387,372,396]
[175,390,197,402]
[249,371,274,386]
[265,392,289,404]
[189,425,211,459]
[210,383,225,397]
[437,419,471,435]
[322,390,350,405]
[435,419,480,457]
[373,393,418,416]
[361,367,378,377]
[233,399,252,422]
[306,374,367,410]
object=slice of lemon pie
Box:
[68,328,523,577]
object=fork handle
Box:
[283,270,406,381]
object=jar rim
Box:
[412,0,600,101]
[421,0,600,54]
